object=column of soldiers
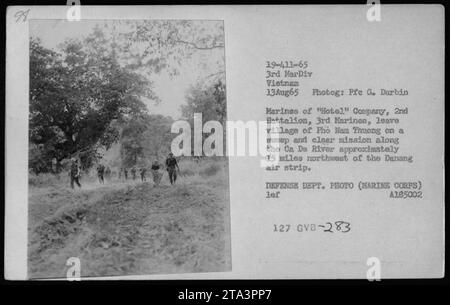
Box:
[96,164,112,184]
[118,153,180,186]
[69,153,180,189]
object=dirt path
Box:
[28,177,231,278]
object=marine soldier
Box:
[151,160,162,186]
[131,167,137,180]
[105,166,111,181]
[97,164,105,184]
[165,153,180,185]
[69,158,81,189]
[140,167,147,182]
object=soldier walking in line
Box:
[105,166,111,182]
[124,168,128,180]
[140,167,147,182]
[97,164,105,184]
[131,167,137,180]
[165,153,180,185]
[151,159,163,186]
[69,158,81,189]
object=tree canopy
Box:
[29,21,226,173]
[29,29,154,172]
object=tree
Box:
[182,79,226,123]
[116,20,225,78]
[29,30,154,172]
[142,115,174,160]
[120,116,148,168]
[119,114,174,168]
[29,21,226,172]
[180,79,227,156]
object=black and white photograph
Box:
[4,4,446,288]
[27,19,230,278]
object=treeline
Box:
[29,24,226,175]
[29,27,155,174]
[120,114,174,168]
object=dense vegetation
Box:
[29,21,226,174]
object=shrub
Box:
[199,163,221,177]
[28,172,68,187]
[179,168,195,177]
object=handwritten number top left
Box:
[15,9,30,23]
